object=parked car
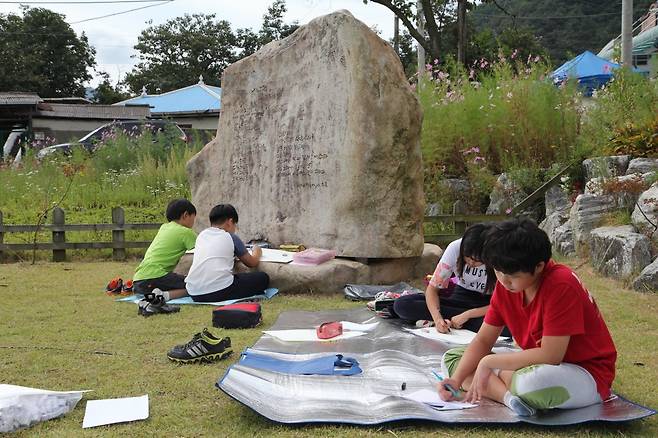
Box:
[2,127,27,163]
[37,119,187,159]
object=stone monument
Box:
[187,10,424,258]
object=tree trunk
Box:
[457,0,467,65]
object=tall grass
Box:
[0,132,205,260]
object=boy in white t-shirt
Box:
[185,204,269,302]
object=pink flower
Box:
[469,69,475,79]
[511,49,518,59]
[505,208,512,214]
[433,58,439,65]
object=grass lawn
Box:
[0,259,656,437]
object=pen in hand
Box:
[431,370,460,398]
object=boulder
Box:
[632,257,658,293]
[631,182,658,244]
[554,222,576,256]
[486,173,526,215]
[584,173,652,209]
[626,158,658,175]
[589,226,652,278]
[582,155,630,181]
[569,193,617,250]
[544,185,572,217]
[187,10,424,258]
[426,203,442,217]
[174,243,444,294]
[540,212,569,250]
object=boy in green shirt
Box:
[133,199,197,317]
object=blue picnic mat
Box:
[115,287,278,306]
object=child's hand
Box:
[434,315,451,333]
[437,377,462,401]
[450,312,470,329]
[465,360,493,404]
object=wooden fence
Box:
[0,207,160,262]
[424,200,507,247]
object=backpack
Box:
[212,303,262,329]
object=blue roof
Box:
[114,80,221,114]
[550,51,622,82]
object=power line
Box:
[69,0,173,24]
[0,1,166,4]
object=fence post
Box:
[52,207,66,262]
[453,200,467,236]
[112,207,126,261]
[0,210,4,262]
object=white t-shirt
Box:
[185,227,247,296]
[429,238,488,294]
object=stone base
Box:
[174,243,442,294]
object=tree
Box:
[124,0,298,94]
[91,72,130,104]
[0,7,96,97]
[364,0,503,65]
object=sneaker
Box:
[120,279,134,296]
[105,277,123,296]
[137,298,180,317]
[167,328,232,364]
[144,287,166,306]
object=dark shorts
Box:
[133,272,186,294]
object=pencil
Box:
[431,370,460,398]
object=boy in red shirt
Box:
[438,218,617,416]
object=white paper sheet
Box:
[403,389,477,410]
[255,248,294,264]
[82,395,149,428]
[403,327,507,345]
[339,321,379,331]
[263,329,367,342]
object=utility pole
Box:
[621,0,633,66]
[394,15,400,55]
[416,0,425,78]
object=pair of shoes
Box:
[366,291,402,311]
[138,298,180,317]
[105,277,134,296]
[167,328,233,363]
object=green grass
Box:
[0,259,656,436]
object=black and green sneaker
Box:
[167,328,232,364]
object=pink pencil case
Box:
[293,248,336,265]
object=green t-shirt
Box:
[133,221,197,281]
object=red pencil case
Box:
[316,321,343,339]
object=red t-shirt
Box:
[484,261,617,399]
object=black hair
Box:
[209,204,239,225]
[482,217,552,274]
[455,223,496,294]
[165,199,196,222]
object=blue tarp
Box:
[550,51,624,95]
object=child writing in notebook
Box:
[438,218,617,417]
[394,223,509,336]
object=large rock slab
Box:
[544,185,572,217]
[626,158,658,175]
[589,226,652,278]
[632,257,658,293]
[486,173,525,215]
[632,182,658,244]
[174,243,443,294]
[582,155,630,180]
[569,193,617,251]
[187,10,424,258]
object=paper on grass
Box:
[403,389,477,411]
[263,329,367,342]
[403,327,508,345]
[82,395,149,428]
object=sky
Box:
[0,0,397,88]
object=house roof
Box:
[34,103,150,120]
[114,76,221,115]
[0,92,42,106]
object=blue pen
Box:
[431,370,460,398]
